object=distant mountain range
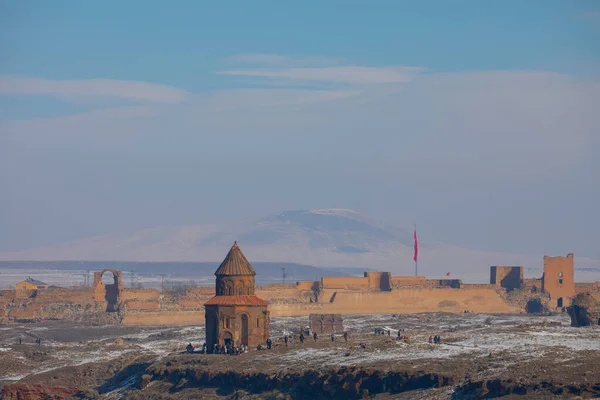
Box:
[1,209,599,283]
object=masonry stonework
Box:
[309,314,344,334]
[204,242,270,350]
[542,254,575,309]
[490,266,523,292]
[93,269,123,312]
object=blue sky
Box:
[0,1,599,258]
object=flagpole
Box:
[414,224,418,277]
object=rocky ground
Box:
[0,313,599,399]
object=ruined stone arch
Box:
[526,298,542,313]
[93,269,123,312]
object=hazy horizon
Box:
[1,2,599,259]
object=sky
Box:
[0,1,599,258]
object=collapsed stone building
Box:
[567,293,600,327]
[309,314,344,334]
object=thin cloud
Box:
[577,9,600,22]
[217,66,425,85]
[225,53,342,67]
[0,75,190,103]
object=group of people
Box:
[17,337,41,346]
[186,328,356,355]
[186,342,208,353]
[428,335,442,344]
[278,330,350,347]
[373,328,412,342]
[185,342,251,355]
[211,342,248,355]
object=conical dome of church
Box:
[214,242,256,276]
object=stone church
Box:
[204,242,270,349]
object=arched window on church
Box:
[218,284,224,296]
[225,316,230,329]
[226,282,233,296]
[256,317,260,328]
[238,281,245,296]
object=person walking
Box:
[429,336,433,344]
[266,338,272,349]
[284,335,288,347]
[299,333,305,344]
[343,332,348,342]
[330,332,335,342]
[313,332,318,342]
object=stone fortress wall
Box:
[1,253,598,326]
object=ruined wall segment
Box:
[93,269,123,312]
[575,282,600,294]
[524,278,542,291]
[321,276,369,290]
[296,281,320,291]
[490,266,523,291]
[309,314,344,334]
[364,272,392,290]
[568,293,600,327]
[121,288,160,301]
[542,254,575,308]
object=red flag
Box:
[413,228,418,262]
[446,272,450,276]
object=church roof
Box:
[204,295,268,306]
[214,242,256,276]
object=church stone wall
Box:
[205,305,269,349]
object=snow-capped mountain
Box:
[1,209,598,283]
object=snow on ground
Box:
[269,313,599,367]
[0,323,207,382]
[1,313,598,383]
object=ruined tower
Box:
[204,242,269,350]
[542,253,575,309]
